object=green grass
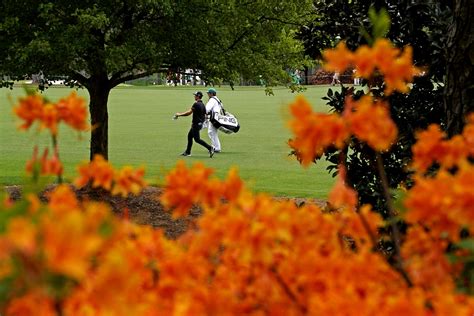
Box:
[0,85,335,198]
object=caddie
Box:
[205,88,223,153]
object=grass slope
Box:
[0,85,335,198]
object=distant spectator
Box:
[353,69,360,85]
[331,72,340,86]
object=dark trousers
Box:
[185,124,212,154]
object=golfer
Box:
[175,91,215,158]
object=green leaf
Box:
[392,188,407,216]
[99,221,114,237]
[0,276,14,304]
[45,272,77,300]
[368,7,391,39]
[446,253,460,264]
[456,239,474,252]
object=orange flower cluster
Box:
[74,155,147,197]
[2,163,474,314]
[288,96,348,166]
[25,146,63,177]
[0,184,138,315]
[406,116,474,241]
[13,92,88,135]
[404,163,474,241]
[160,161,244,217]
[412,115,474,173]
[160,165,410,314]
[401,226,455,291]
[288,95,397,165]
[345,96,398,151]
[323,39,421,94]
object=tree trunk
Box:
[444,0,474,137]
[88,77,111,160]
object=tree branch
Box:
[270,266,307,314]
[67,71,90,88]
[109,71,151,89]
[225,16,266,52]
[375,152,413,287]
[259,15,305,27]
[338,147,379,251]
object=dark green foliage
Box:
[299,1,451,214]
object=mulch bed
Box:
[4,185,326,239]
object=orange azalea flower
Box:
[47,149,63,176]
[42,207,105,280]
[6,290,57,316]
[5,217,37,255]
[371,38,399,75]
[25,146,40,175]
[39,147,51,175]
[322,41,354,72]
[89,155,115,191]
[439,135,469,169]
[74,162,93,188]
[383,46,421,95]
[48,184,79,214]
[111,166,147,197]
[346,96,398,151]
[411,124,445,173]
[26,194,41,214]
[161,161,217,217]
[41,147,63,176]
[63,237,161,315]
[322,38,420,95]
[14,91,88,136]
[74,155,114,191]
[56,92,89,131]
[288,95,349,166]
[25,147,63,177]
[221,167,245,201]
[0,240,12,278]
[3,195,14,209]
[412,122,474,173]
[405,163,474,240]
[401,226,454,291]
[12,94,45,130]
[40,103,59,135]
[353,45,375,78]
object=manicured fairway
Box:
[0,85,335,198]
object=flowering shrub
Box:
[1,37,473,315]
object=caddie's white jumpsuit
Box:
[205,96,222,152]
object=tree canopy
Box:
[1,0,313,158]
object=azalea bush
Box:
[1,37,474,315]
[308,7,447,217]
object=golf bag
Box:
[210,110,240,134]
[209,98,240,134]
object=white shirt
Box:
[205,96,222,115]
